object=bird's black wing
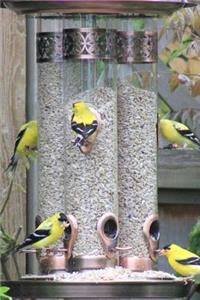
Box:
[175,128,200,147]
[16,229,51,251]
[13,127,27,154]
[176,256,200,266]
[71,120,98,139]
[4,127,27,172]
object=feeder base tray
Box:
[3,278,193,299]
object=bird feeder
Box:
[1,0,198,299]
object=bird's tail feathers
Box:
[4,155,18,175]
[15,244,25,253]
[15,241,30,252]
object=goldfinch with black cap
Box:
[160,243,200,276]
[71,101,98,149]
[16,212,69,251]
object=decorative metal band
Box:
[116,31,158,64]
[63,28,117,60]
[37,32,63,63]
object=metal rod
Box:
[26,15,38,275]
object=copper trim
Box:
[63,28,117,61]
[68,255,117,271]
[39,252,67,274]
[2,0,197,16]
[37,32,63,63]
[97,213,119,259]
[117,31,158,64]
[119,256,153,271]
[143,214,160,262]
[115,246,133,257]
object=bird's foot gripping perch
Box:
[163,143,178,150]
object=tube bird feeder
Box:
[1,0,198,299]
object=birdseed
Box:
[38,62,65,219]
[117,82,157,256]
[64,87,118,256]
[22,266,177,281]
[37,63,157,259]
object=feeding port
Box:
[1,0,198,299]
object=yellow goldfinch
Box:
[71,101,98,149]
[160,243,200,276]
[16,212,69,251]
[159,119,200,150]
[5,120,38,173]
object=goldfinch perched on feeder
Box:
[159,119,200,150]
[160,243,200,277]
[5,120,38,174]
[16,212,69,251]
[71,101,99,151]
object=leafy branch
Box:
[0,224,22,280]
[159,5,200,96]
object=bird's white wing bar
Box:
[16,229,51,251]
[176,256,200,266]
[175,126,200,146]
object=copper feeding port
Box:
[39,214,78,274]
[143,214,160,262]
[97,212,119,259]
[63,214,78,260]
[119,215,160,271]
[67,213,119,271]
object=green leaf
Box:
[168,44,190,63]
[0,287,10,295]
[0,287,12,300]
[1,295,13,300]
[132,18,145,31]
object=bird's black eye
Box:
[163,244,171,250]
[58,213,68,222]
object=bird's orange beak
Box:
[158,249,166,256]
